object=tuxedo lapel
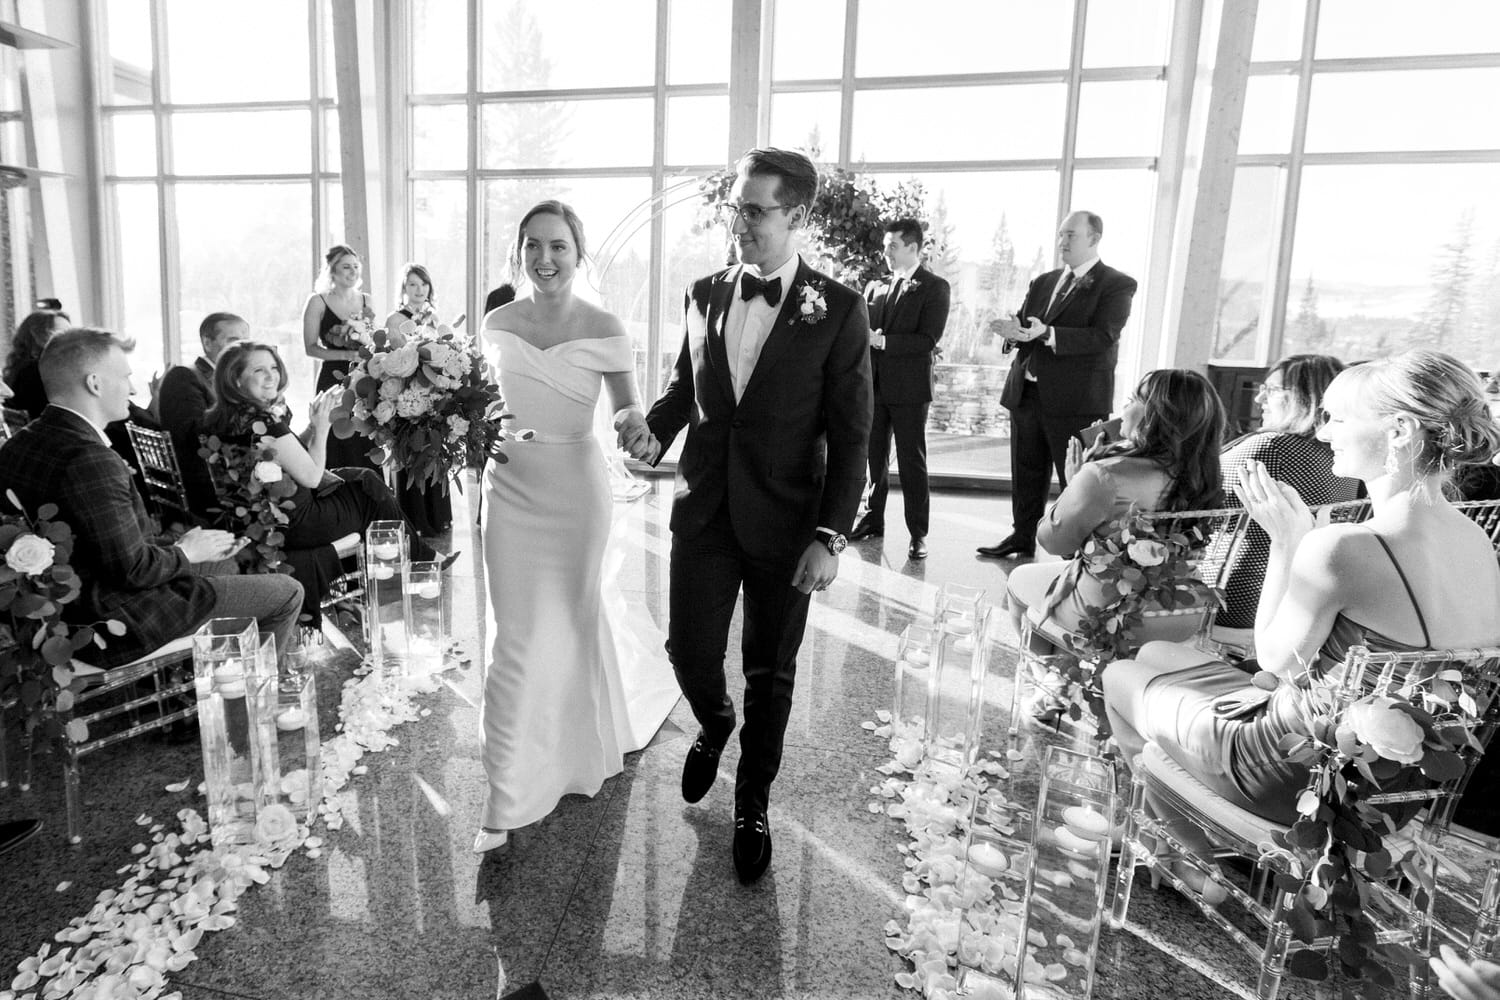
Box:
[704,269,737,406]
[739,261,811,406]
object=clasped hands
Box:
[987,314,1048,343]
[176,527,248,564]
[614,409,660,464]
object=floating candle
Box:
[1053,825,1101,857]
[903,648,931,666]
[412,582,441,600]
[371,542,401,561]
[275,707,307,731]
[370,565,395,581]
[966,841,1010,878]
[1061,805,1111,842]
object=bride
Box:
[474,199,678,853]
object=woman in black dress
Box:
[301,244,379,472]
[381,262,453,536]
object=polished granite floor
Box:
[0,479,1384,999]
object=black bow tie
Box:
[740,273,783,307]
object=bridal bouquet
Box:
[323,304,378,351]
[0,492,123,747]
[330,324,526,490]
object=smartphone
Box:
[451,313,467,329]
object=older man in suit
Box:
[979,211,1137,559]
[0,328,303,667]
[622,148,871,884]
[157,311,248,518]
[852,219,950,560]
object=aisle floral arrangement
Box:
[1267,656,1488,992]
[1039,506,1216,733]
[198,426,301,575]
[328,322,527,490]
[2,646,463,999]
[0,493,123,749]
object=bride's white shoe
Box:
[472,828,509,854]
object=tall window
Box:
[773,0,1171,479]
[97,0,338,413]
[406,0,732,402]
[1215,0,1500,377]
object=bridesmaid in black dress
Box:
[301,244,379,472]
[381,262,453,537]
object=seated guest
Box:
[3,309,70,419]
[1217,354,1361,629]
[1006,368,1227,655]
[1103,350,1500,900]
[199,341,454,620]
[0,328,304,667]
[158,312,248,518]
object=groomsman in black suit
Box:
[157,312,248,518]
[978,211,1136,559]
[851,219,950,560]
[622,148,872,884]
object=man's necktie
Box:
[741,273,782,307]
[1052,270,1075,308]
[887,276,904,309]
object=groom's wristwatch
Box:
[816,527,847,556]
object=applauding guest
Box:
[200,341,450,621]
[1217,354,1361,630]
[0,328,303,667]
[853,219,949,560]
[980,211,1137,560]
[1102,351,1500,895]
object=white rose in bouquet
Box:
[252,460,284,484]
[1345,697,1426,764]
[367,353,385,378]
[1126,539,1168,567]
[374,400,398,424]
[424,343,454,369]
[396,387,432,419]
[5,533,56,575]
[383,342,421,378]
[379,376,404,400]
[443,351,469,378]
[448,415,470,440]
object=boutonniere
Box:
[796,280,828,325]
[1073,272,1095,294]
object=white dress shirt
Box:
[724,252,802,401]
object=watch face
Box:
[827,533,847,555]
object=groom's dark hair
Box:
[737,147,820,211]
[884,219,924,247]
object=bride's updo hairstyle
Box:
[1326,349,1500,485]
[315,244,361,294]
[509,200,589,281]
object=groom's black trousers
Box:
[667,501,811,816]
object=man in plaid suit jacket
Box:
[0,328,302,668]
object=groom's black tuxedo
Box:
[647,257,871,814]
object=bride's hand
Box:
[1235,459,1312,547]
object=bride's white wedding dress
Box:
[478,329,679,831]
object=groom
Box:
[621,147,872,884]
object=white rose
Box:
[398,318,417,339]
[448,416,470,439]
[395,387,431,419]
[1126,539,1167,567]
[367,354,385,378]
[383,342,420,378]
[379,376,404,400]
[252,460,283,484]
[800,302,815,316]
[1346,697,1426,764]
[5,532,55,575]
[424,343,453,369]
[253,802,301,851]
[444,352,469,377]
[374,400,398,424]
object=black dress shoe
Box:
[681,733,725,803]
[908,537,928,560]
[849,516,884,541]
[0,818,42,856]
[733,808,773,884]
[976,535,1035,559]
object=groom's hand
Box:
[792,542,838,595]
[615,409,657,461]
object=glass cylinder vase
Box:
[402,559,445,675]
[365,522,408,673]
[1018,745,1117,1000]
[955,794,1034,1000]
[923,608,991,783]
[192,618,280,847]
[271,633,322,822]
[892,620,937,762]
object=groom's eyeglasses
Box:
[718,202,793,226]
